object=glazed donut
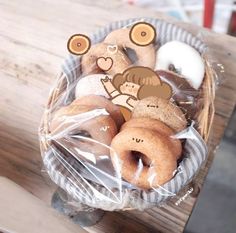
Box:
[104,28,156,69]
[121,117,182,159]
[72,95,124,129]
[132,96,187,132]
[155,41,205,90]
[67,34,91,55]
[50,104,117,155]
[75,74,112,99]
[110,127,177,189]
[157,70,202,119]
[81,43,131,76]
[129,22,156,46]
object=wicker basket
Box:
[39,18,216,211]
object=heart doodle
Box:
[107,45,118,54]
[96,57,113,71]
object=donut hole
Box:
[71,129,92,142]
[122,48,138,64]
[168,64,181,75]
[131,151,152,167]
[76,129,91,137]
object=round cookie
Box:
[72,95,125,129]
[75,74,112,99]
[81,43,131,76]
[50,104,117,155]
[67,34,91,55]
[121,117,182,159]
[104,28,155,69]
[110,127,177,189]
[132,97,187,132]
[129,22,156,46]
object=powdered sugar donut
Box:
[155,41,205,90]
[75,74,111,99]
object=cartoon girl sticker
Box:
[101,66,172,120]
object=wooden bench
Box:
[0,177,87,233]
[0,0,236,232]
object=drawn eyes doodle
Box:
[147,104,159,108]
[132,137,144,143]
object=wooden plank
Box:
[0,177,87,233]
[0,0,236,232]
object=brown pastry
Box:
[156,70,202,119]
[81,43,131,76]
[121,117,182,159]
[50,104,117,155]
[132,96,187,132]
[72,95,124,129]
[110,127,177,189]
[104,28,156,68]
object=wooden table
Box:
[0,1,236,232]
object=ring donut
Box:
[155,41,205,90]
[67,34,91,56]
[72,95,125,129]
[75,74,112,99]
[121,117,182,159]
[81,43,131,75]
[132,97,187,132]
[129,22,156,46]
[50,105,117,155]
[156,70,201,119]
[104,28,156,69]
[110,127,177,189]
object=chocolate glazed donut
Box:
[156,70,203,120]
[110,127,177,189]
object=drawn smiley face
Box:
[119,81,140,97]
[132,137,144,143]
[146,104,159,109]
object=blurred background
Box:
[123,0,236,35]
[121,0,236,232]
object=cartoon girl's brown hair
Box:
[112,66,172,100]
[113,66,161,89]
[138,82,172,99]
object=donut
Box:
[129,22,156,46]
[121,117,182,159]
[155,41,205,90]
[50,104,117,155]
[104,28,155,69]
[75,74,112,99]
[67,34,91,56]
[72,95,124,129]
[157,70,202,119]
[132,97,187,132]
[81,43,131,75]
[110,127,177,189]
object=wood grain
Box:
[0,0,236,232]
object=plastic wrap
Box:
[39,18,223,211]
